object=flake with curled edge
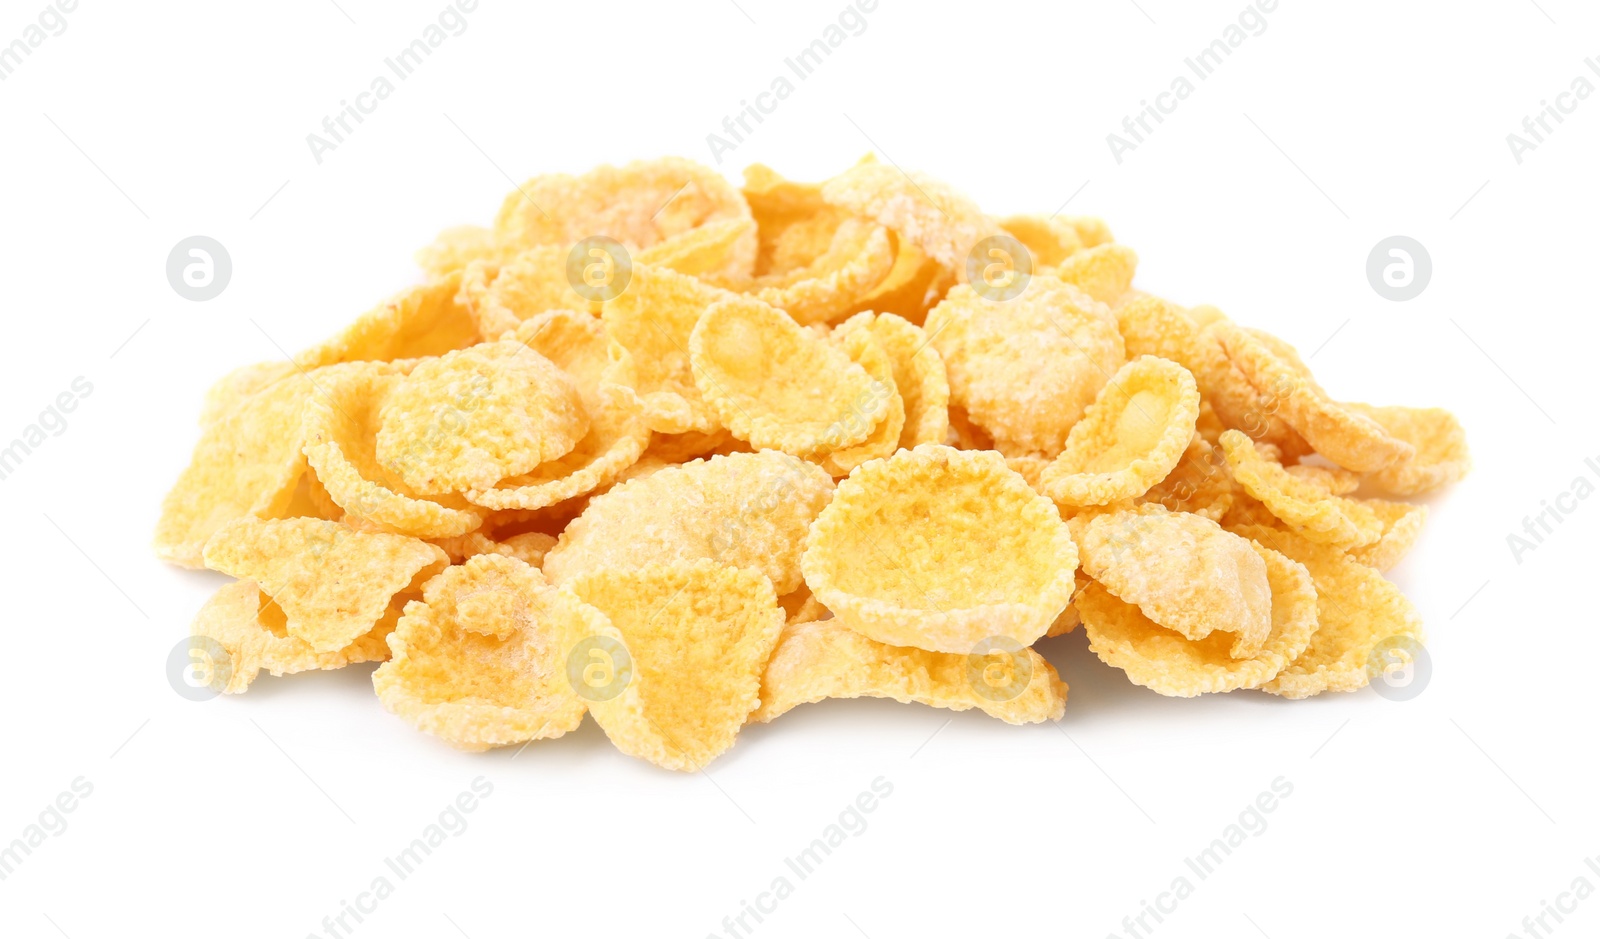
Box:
[465,311,649,511]
[689,294,889,457]
[1231,525,1426,699]
[1079,538,1317,696]
[1041,355,1199,507]
[191,580,401,694]
[600,262,736,435]
[492,156,757,282]
[741,163,836,276]
[1346,499,1428,572]
[1220,430,1384,549]
[1114,296,1307,457]
[801,445,1078,654]
[817,325,904,477]
[154,368,320,568]
[566,560,785,771]
[403,552,550,640]
[748,217,896,325]
[372,554,591,751]
[202,516,448,653]
[1347,403,1470,496]
[833,311,950,450]
[302,362,486,538]
[926,274,1125,455]
[753,619,1066,725]
[1212,322,1412,472]
[1073,504,1271,659]
[374,340,588,494]
[543,450,834,597]
[819,159,1000,271]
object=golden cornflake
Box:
[191,580,399,693]
[601,262,734,434]
[372,554,591,750]
[544,450,833,596]
[1220,430,1384,548]
[753,619,1067,725]
[1074,505,1271,658]
[801,445,1077,654]
[203,517,448,652]
[1232,525,1426,699]
[832,311,950,450]
[1041,355,1199,507]
[374,340,588,494]
[464,312,650,511]
[566,560,785,771]
[493,157,756,281]
[689,294,889,457]
[1348,403,1471,496]
[1079,539,1317,696]
[819,159,999,270]
[302,362,486,538]
[1213,323,1412,472]
[926,274,1125,454]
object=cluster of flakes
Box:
[155,155,1470,771]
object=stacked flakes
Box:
[155,155,1469,771]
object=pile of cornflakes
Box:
[156,155,1468,770]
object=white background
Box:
[0,1,1595,937]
